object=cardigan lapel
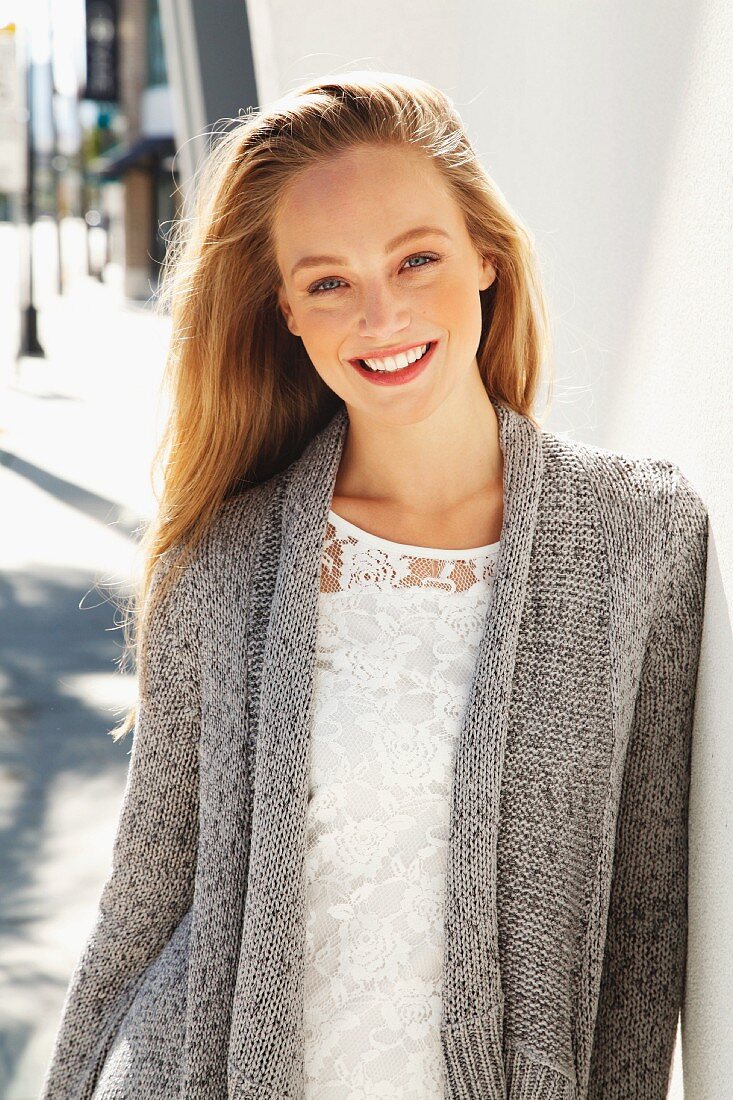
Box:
[438,398,544,1097]
[227,397,545,1099]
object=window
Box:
[147,0,167,87]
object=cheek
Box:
[419,274,480,338]
[301,302,344,333]
[444,270,484,325]
[295,306,338,349]
[443,271,478,312]
[296,309,350,379]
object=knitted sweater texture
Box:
[39,398,709,1099]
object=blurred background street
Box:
[0,0,255,1089]
[0,0,197,1082]
[0,217,170,1096]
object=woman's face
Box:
[274,143,496,425]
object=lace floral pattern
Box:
[321,512,501,594]
[303,511,501,1097]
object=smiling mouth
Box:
[354,341,434,373]
[348,339,439,386]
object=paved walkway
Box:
[0,219,171,1097]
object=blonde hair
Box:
[110,69,555,741]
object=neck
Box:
[333,365,503,514]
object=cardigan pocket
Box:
[91,905,194,1099]
[440,1005,578,1100]
[440,1002,507,1099]
[504,1042,578,1099]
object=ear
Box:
[277,285,301,337]
[479,254,497,292]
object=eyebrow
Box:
[289,225,452,278]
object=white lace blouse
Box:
[303,508,502,1098]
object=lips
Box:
[349,339,439,387]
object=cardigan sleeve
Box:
[39,547,201,1100]
[588,469,709,1099]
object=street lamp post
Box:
[19,43,44,358]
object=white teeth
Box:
[362,343,429,372]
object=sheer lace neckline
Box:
[327,508,501,558]
[321,509,501,595]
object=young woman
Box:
[40,71,708,1100]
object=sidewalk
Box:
[1,224,173,524]
[0,222,174,1098]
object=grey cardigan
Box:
[40,398,709,1100]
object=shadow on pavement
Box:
[0,449,146,542]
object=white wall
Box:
[245,0,733,1094]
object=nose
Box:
[357,283,411,341]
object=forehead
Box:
[273,144,461,264]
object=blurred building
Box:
[90,0,259,300]
[89,0,178,299]
[1,0,259,304]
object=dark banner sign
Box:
[84,0,119,102]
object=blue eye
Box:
[307,253,440,295]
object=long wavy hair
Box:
[109,69,555,741]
